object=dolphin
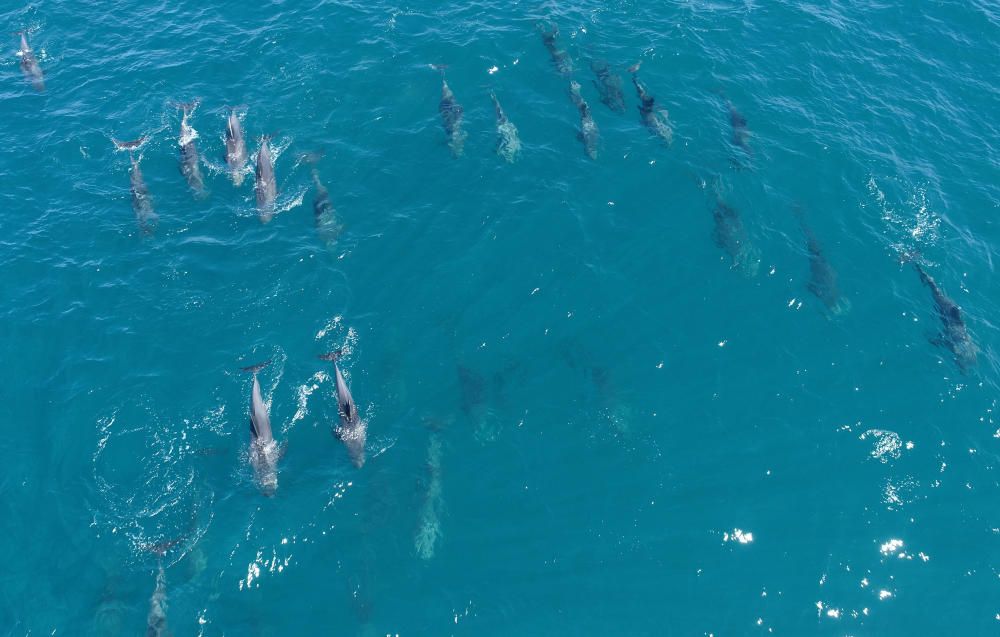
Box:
[319,350,366,468]
[724,97,751,155]
[114,138,157,235]
[539,24,573,76]
[176,102,206,197]
[569,80,599,160]
[145,563,168,637]
[913,263,977,371]
[591,60,625,112]
[255,136,276,223]
[490,91,521,163]
[795,207,849,314]
[224,108,248,186]
[631,69,673,145]
[311,167,342,245]
[712,198,760,276]
[242,360,281,495]
[434,68,466,158]
[16,32,44,92]
[414,427,444,560]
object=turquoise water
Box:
[3,0,1000,634]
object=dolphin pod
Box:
[319,350,367,468]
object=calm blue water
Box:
[3,0,1000,634]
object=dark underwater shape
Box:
[795,207,849,315]
[591,60,625,112]
[914,263,977,372]
[312,168,342,245]
[712,198,760,276]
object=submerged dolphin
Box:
[539,24,572,76]
[319,350,366,468]
[145,563,168,637]
[177,103,206,197]
[722,96,751,155]
[630,67,673,145]
[795,207,848,314]
[311,166,342,245]
[434,68,466,157]
[114,138,157,235]
[414,424,444,560]
[569,80,599,160]
[17,32,44,92]
[913,263,977,371]
[225,108,248,186]
[591,60,625,112]
[490,91,521,163]
[712,198,759,276]
[255,136,276,223]
[242,360,282,495]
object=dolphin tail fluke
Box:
[299,151,324,165]
[429,64,448,77]
[240,359,272,374]
[318,350,343,362]
[627,61,642,74]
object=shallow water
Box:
[3,0,1000,634]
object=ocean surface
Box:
[3,0,1000,634]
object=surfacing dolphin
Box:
[538,24,572,76]
[591,60,625,113]
[145,563,168,637]
[433,66,466,158]
[490,91,521,163]
[319,350,366,468]
[794,206,848,315]
[255,136,276,223]
[630,63,673,145]
[176,102,206,197]
[114,137,157,235]
[242,360,282,495]
[913,263,977,371]
[712,198,760,277]
[224,107,248,186]
[569,80,599,160]
[16,32,44,91]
